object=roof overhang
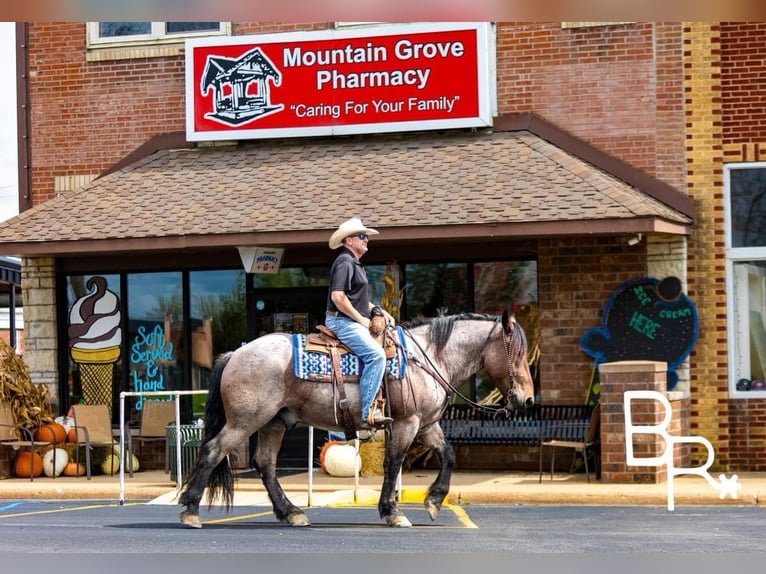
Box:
[0,113,693,259]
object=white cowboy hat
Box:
[328,217,379,250]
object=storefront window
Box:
[65,274,122,413]
[473,261,539,402]
[404,263,469,317]
[725,164,766,395]
[126,272,183,415]
[189,270,246,415]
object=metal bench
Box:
[440,403,543,446]
[441,403,599,481]
[441,403,595,446]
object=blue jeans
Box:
[325,315,386,420]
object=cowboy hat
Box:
[329,218,379,250]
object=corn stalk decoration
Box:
[380,262,405,323]
[0,338,54,431]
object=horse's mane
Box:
[402,313,498,356]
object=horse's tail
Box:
[186,350,235,510]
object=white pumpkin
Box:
[42,448,69,477]
[322,444,360,477]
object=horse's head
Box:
[482,309,535,411]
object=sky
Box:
[0,22,18,224]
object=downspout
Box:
[15,22,31,213]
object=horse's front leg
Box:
[415,422,454,520]
[255,421,310,526]
[378,418,420,528]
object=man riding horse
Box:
[325,217,394,429]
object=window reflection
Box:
[190,270,246,416]
[127,272,183,414]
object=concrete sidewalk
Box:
[1,468,764,509]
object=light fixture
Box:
[627,233,643,246]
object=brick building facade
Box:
[0,22,762,477]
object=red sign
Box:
[185,23,493,141]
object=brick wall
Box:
[683,23,730,469]
[721,22,766,144]
[26,22,685,209]
[599,361,689,483]
[496,22,679,179]
[718,23,766,469]
[538,237,646,403]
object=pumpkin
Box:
[66,428,79,443]
[62,461,86,477]
[319,440,344,474]
[14,450,43,478]
[42,448,69,477]
[34,422,67,444]
[322,443,360,477]
[101,453,120,476]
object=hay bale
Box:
[359,436,385,477]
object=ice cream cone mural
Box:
[68,277,122,407]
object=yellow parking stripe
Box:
[203,510,275,524]
[202,504,477,528]
[0,502,141,519]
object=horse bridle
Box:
[398,318,520,416]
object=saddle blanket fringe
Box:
[292,326,407,381]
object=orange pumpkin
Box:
[14,450,43,478]
[66,428,79,443]
[62,461,86,477]
[34,423,67,444]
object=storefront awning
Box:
[0,113,693,258]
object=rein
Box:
[397,318,517,417]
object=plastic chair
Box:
[126,400,175,477]
[0,401,53,481]
[538,403,601,483]
[70,404,120,479]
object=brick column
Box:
[600,360,670,483]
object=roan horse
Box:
[178,309,535,528]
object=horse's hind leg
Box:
[178,433,232,528]
[255,419,310,526]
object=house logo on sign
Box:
[200,47,284,126]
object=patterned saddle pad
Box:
[292,326,408,382]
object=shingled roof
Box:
[0,114,693,257]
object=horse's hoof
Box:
[425,499,441,521]
[179,510,202,529]
[285,512,311,527]
[386,514,412,528]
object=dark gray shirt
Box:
[327,247,370,318]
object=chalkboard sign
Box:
[580,276,699,394]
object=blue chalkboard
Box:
[580,276,699,398]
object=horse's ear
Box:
[502,308,514,331]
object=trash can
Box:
[166,424,202,482]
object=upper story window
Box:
[89,22,226,45]
[725,163,766,397]
[86,22,229,61]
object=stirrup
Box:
[361,406,392,429]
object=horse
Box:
[178,309,535,528]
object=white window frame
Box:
[724,162,766,397]
[87,22,229,48]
